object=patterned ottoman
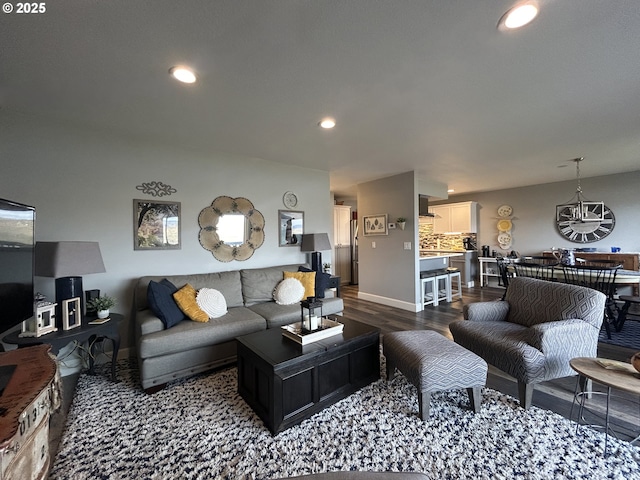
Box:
[383,330,487,420]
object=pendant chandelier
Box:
[555,157,605,223]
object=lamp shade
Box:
[300,233,331,252]
[35,241,106,277]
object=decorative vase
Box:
[97,309,110,319]
[398,222,406,230]
[631,352,640,373]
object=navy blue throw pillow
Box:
[298,267,331,299]
[147,279,185,328]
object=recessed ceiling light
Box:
[318,118,336,129]
[447,189,455,193]
[499,3,538,30]
[169,66,197,84]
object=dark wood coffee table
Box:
[236,316,380,434]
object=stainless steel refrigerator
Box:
[350,219,359,284]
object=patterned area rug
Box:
[50,359,640,480]
[599,319,640,351]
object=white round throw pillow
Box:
[196,288,228,319]
[273,278,305,305]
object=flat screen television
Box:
[0,198,35,336]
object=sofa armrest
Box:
[463,301,509,322]
[529,319,597,353]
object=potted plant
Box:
[87,295,116,319]
[396,217,407,230]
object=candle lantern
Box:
[300,297,323,332]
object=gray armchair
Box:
[449,277,605,409]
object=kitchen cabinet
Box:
[431,202,477,234]
[334,246,351,284]
[333,206,351,246]
[333,206,351,284]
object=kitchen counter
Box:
[419,252,464,259]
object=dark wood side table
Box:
[328,275,341,297]
[2,313,122,382]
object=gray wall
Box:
[439,171,640,255]
[0,110,333,349]
[357,171,419,310]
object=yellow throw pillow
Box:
[283,271,316,299]
[173,284,209,323]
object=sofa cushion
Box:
[298,266,331,299]
[136,271,244,311]
[273,278,305,305]
[146,279,185,328]
[249,295,345,329]
[283,271,316,298]
[241,264,304,306]
[196,288,228,318]
[173,284,209,322]
[138,306,266,359]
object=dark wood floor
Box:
[341,283,640,443]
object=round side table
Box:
[570,357,640,456]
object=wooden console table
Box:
[0,345,60,480]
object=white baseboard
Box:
[357,291,422,313]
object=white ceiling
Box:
[2,0,640,198]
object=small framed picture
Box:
[363,214,389,236]
[62,297,82,330]
[278,210,304,247]
[134,199,181,250]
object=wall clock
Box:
[283,191,298,209]
[556,204,616,243]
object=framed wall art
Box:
[62,297,81,330]
[278,210,304,247]
[363,214,388,236]
[134,199,181,250]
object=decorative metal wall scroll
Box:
[136,181,177,197]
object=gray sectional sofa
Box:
[134,263,343,392]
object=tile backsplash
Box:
[419,223,477,251]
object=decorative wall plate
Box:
[497,232,512,245]
[497,204,513,217]
[283,191,298,209]
[497,219,512,232]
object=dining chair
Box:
[520,255,559,266]
[513,261,558,281]
[561,264,621,339]
[495,257,512,300]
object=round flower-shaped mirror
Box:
[199,196,265,262]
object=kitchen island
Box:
[419,252,463,272]
[420,250,476,287]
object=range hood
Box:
[419,195,434,217]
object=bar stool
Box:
[420,271,438,307]
[434,269,451,304]
[447,267,462,300]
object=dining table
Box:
[506,264,640,286]
[506,263,640,334]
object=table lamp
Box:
[35,241,106,321]
[300,233,331,273]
